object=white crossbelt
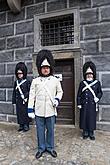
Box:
[16,79,27,104]
[82,80,98,100]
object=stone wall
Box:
[0,0,110,130]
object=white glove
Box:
[28,112,35,119]
[77,105,82,109]
[53,99,59,107]
[94,97,99,103]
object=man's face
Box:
[86,73,93,81]
[41,66,50,76]
[17,70,23,79]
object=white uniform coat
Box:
[28,76,63,117]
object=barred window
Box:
[40,14,74,46]
[34,8,80,52]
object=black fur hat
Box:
[36,49,55,76]
[15,62,27,79]
[83,61,96,80]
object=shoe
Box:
[23,124,29,132]
[35,151,43,159]
[89,135,95,140]
[89,131,95,140]
[18,125,23,132]
[82,130,89,139]
[47,150,57,158]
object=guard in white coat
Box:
[28,49,63,159]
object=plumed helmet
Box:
[83,61,96,80]
[15,62,27,79]
[36,49,55,76]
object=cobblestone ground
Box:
[0,123,110,165]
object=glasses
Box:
[17,72,23,75]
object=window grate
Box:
[40,14,74,46]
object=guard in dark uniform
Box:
[77,61,103,140]
[12,62,31,132]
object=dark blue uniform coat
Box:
[12,79,31,125]
[77,80,103,131]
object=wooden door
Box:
[55,59,75,124]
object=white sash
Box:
[16,79,27,103]
[82,80,97,100]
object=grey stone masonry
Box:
[101,91,110,105]
[8,36,24,50]
[0,64,5,75]
[7,35,24,49]
[0,89,6,101]
[16,20,34,35]
[101,107,110,121]
[80,9,98,25]
[100,6,110,22]
[25,34,34,47]
[0,51,14,63]
[84,23,110,39]
[69,0,91,9]
[0,24,14,38]
[92,0,110,7]
[26,3,45,19]
[0,38,5,51]
[7,9,25,23]
[0,103,13,114]
[47,0,67,12]
[0,76,14,88]
[102,74,110,88]
[101,39,110,52]
[0,12,6,25]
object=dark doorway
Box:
[55,59,75,124]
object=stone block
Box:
[0,24,14,38]
[0,114,7,122]
[0,103,13,115]
[34,0,48,3]
[8,115,17,123]
[101,91,110,105]
[97,122,110,131]
[0,12,6,25]
[0,64,5,75]
[7,35,24,49]
[80,8,98,25]
[26,34,34,47]
[101,107,110,121]
[26,61,33,74]
[0,76,14,88]
[47,0,67,12]
[69,0,91,9]
[0,38,5,51]
[6,63,16,75]
[15,48,33,61]
[0,89,6,101]
[7,89,13,102]
[100,6,110,22]
[0,51,14,63]
[7,9,25,23]
[81,40,98,55]
[84,23,110,39]
[16,20,34,35]
[101,39,110,52]
[21,0,34,6]
[102,74,110,88]
[92,0,110,7]
[26,4,45,19]
[0,1,9,12]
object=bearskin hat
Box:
[36,49,55,76]
[15,62,27,79]
[83,61,96,80]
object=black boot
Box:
[18,124,24,132]
[89,130,95,140]
[23,124,29,132]
[82,130,89,139]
